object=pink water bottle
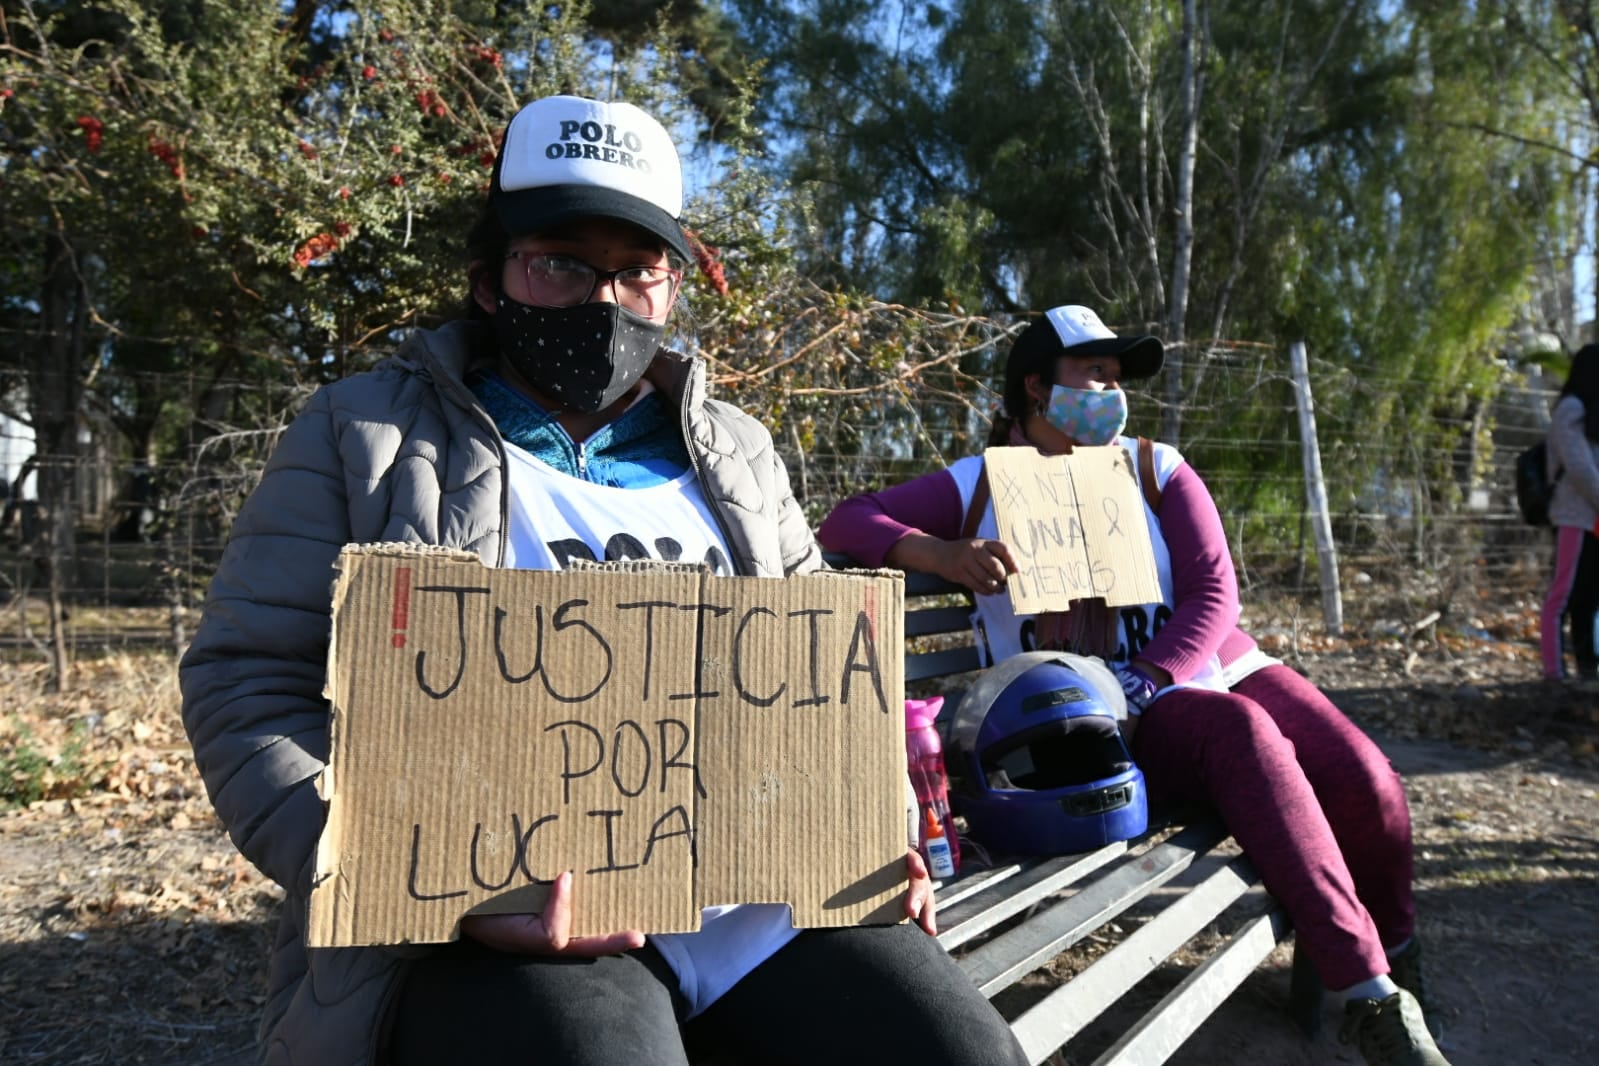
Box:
[906,696,960,875]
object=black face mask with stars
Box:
[491,296,665,413]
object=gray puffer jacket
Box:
[179,320,822,1065]
[1547,394,1599,531]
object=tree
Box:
[0,0,759,686]
[731,0,1571,562]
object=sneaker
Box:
[1341,990,1451,1066]
[1386,939,1430,1019]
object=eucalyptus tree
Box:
[732,2,1569,545]
[1239,5,1568,549]
[1486,0,1599,337]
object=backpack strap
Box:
[962,459,991,539]
[1137,436,1163,514]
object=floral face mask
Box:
[1043,384,1128,446]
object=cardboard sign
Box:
[309,545,907,948]
[983,446,1163,614]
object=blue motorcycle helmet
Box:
[948,652,1148,856]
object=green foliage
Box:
[1234,3,1568,526]
[0,0,773,528]
[2,0,1594,586]
[730,0,1576,539]
[1,715,96,808]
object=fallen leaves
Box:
[1,654,279,1061]
[0,574,1593,1064]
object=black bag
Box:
[1515,441,1562,526]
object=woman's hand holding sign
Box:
[887,532,1019,598]
[462,857,938,950]
[459,871,645,956]
[902,847,938,935]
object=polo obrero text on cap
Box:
[544,117,656,170]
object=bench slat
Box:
[906,646,983,682]
[822,552,961,600]
[929,860,1031,911]
[1009,853,1267,1063]
[905,605,976,637]
[1088,907,1293,1066]
[936,840,1132,952]
[958,822,1228,997]
[902,569,964,597]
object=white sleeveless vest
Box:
[949,437,1227,694]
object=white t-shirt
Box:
[1221,647,1283,688]
[949,437,1228,695]
[502,441,800,1017]
[503,444,732,573]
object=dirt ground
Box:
[1036,730,1598,1066]
[1,593,1596,1065]
[1014,617,1599,1066]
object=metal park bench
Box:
[851,555,1310,1066]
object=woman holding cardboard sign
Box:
[180,94,1023,1066]
[819,305,1446,1066]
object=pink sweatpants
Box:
[1132,665,1415,990]
[1540,524,1599,679]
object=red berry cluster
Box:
[298,140,318,160]
[76,115,104,153]
[473,46,503,69]
[685,230,729,296]
[414,89,447,117]
[292,231,340,268]
[452,137,498,168]
[148,137,184,179]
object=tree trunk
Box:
[162,526,187,654]
[32,233,88,692]
[1289,341,1343,636]
[1162,0,1200,446]
[1592,164,1598,331]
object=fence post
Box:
[1289,340,1343,636]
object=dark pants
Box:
[382,924,1026,1065]
[1567,529,1599,677]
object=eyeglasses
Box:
[504,252,682,317]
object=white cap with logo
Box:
[491,95,691,260]
[1031,305,1164,380]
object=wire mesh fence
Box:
[0,348,1562,665]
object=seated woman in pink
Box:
[818,304,1446,1066]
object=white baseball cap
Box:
[1014,305,1164,379]
[490,95,691,260]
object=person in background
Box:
[1539,343,1599,691]
[180,93,1025,1066]
[819,305,1448,1066]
